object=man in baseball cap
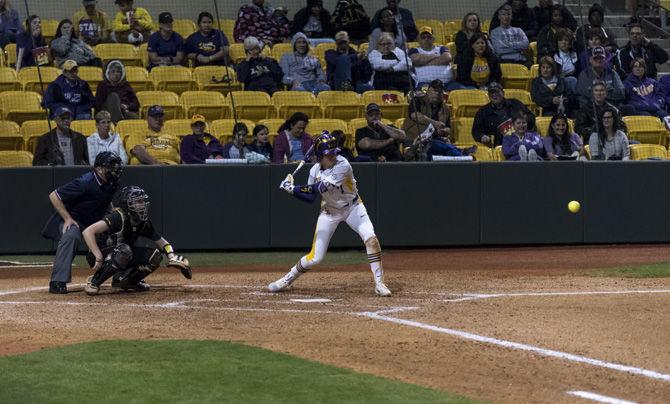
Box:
[147,11,184,69]
[43,59,95,120]
[326,31,374,92]
[127,104,180,165]
[353,103,406,161]
[33,105,89,166]
[575,45,626,107]
[73,0,112,45]
[179,115,224,164]
[410,25,460,91]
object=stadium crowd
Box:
[1,0,670,165]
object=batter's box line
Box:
[441,289,670,303]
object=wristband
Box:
[163,244,174,256]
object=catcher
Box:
[82,185,191,295]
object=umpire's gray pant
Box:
[51,223,81,283]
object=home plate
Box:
[290,298,332,303]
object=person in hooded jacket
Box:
[291,0,333,46]
[279,32,330,94]
[575,3,617,54]
[43,60,95,120]
[94,60,140,123]
[623,58,668,119]
[51,18,102,68]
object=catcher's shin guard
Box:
[89,244,133,286]
[116,249,161,288]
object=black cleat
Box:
[112,279,150,292]
[48,281,67,294]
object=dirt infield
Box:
[1,245,670,403]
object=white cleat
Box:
[375,282,392,297]
[84,275,100,296]
[267,276,294,293]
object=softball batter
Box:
[269,133,391,296]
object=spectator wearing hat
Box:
[222,122,249,159]
[409,26,462,91]
[233,0,289,46]
[87,110,128,165]
[280,32,330,94]
[355,103,406,162]
[127,105,180,165]
[51,18,103,68]
[489,0,539,42]
[0,0,23,49]
[16,15,46,71]
[147,12,185,71]
[43,60,95,120]
[112,0,152,45]
[472,82,536,147]
[614,23,669,80]
[236,36,283,95]
[369,7,407,51]
[272,112,314,163]
[576,46,625,107]
[575,3,617,54]
[245,124,273,159]
[33,106,89,166]
[368,32,413,93]
[180,115,224,164]
[403,79,451,141]
[455,32,502,89]
[325,31,372,92]
[185,12,230,67]
[370,0,417,43]
[95,60,139,123]
[489,4,530,67]
[291,0,334,47]
[72,0,111,46]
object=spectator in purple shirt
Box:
[543,113,583,160]
[147,12,185,70]
[222,122,248,159]
[179,114,224,164]
[186,11,230,67]
[502,111,545,160]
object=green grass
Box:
[0,251,368,268]
[0,340,476,404]
[588,262,670,278]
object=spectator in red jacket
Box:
[272,112,314,163]
[94,60,139,123]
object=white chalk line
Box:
[358,311,670,383]
[441,289,670,303]
[567,390,638,404]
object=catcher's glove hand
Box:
[279,173,294,194]
[167,256,192,279]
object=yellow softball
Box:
[568,200,580,213]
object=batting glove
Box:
[279,173,294,194]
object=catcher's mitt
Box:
[167,256,192,279]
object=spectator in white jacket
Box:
[489,4,530,67]
[87,110,128,165]
[368,32,413,92]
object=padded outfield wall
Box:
[1,161,668,254]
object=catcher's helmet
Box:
[94,151,123,185]
[314,131,340,160]
[116,186,150,222]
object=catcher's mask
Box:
[94,151,123,186]
[118,186,150,222]
[314,131,340,160]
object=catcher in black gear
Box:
[81,185,192,295]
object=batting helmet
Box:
[94,152,123,185]
[314,131,340,160]
[116,186,150,222]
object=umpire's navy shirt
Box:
[55,171,118,228]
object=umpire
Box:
[41,152,123,294]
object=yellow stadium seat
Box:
[451,117,475,143]
[0,120,22,150]
[272,91,320,119]
[0,91,45,125]
[125,66,153,91]
[173,19,197,38]
[529,42,537,64]
[136,91,182,119]
[125,132,181,164]
[211,119,256,143]
[504,89,541,116]
[0,67,20,92]
[448,89,489,118]
[18,66,60,93]
[116,120,150,143]
[77,66,103,93]
[446,42,457,57]
[228,91,274,121]
[95,44,142,67]
[395,118,405,129]
[163,119,197,139]
[0,150,33,166]
[362,90,407,120]
[180,91,226,121]
[139,43,148,68]
[41,20,59,43]
[454,142,493,161]
[535,116,575,136]
[307,118,348,137]
[622,116,667,145]
[416,19,447,44]
[482,20,491,33]
[5,43,17,67]
[192,66,241,94]
[444,20,460,42]
[314,42,336,67]
[149,66,196,94]
[70,120,97,136]
[358,43,369,54]
[218,19,235,44]
[256,118,284,145]
[500,63,529,90]
[271,43,294,61]
[20,120,55,153]
[629,144,667,160]
[494,145,505,161]
[318,91,362,120]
